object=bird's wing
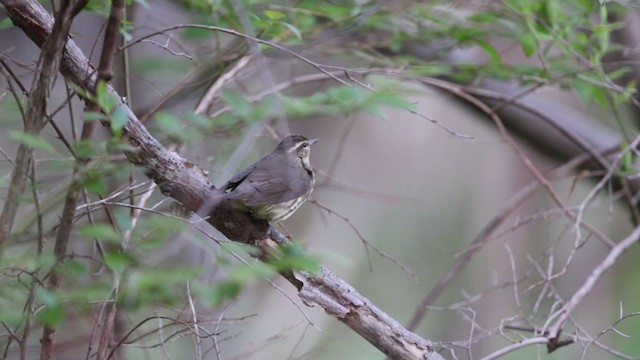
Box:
[245,170,306,205]
[221,164,254,192]
[226,164,309,206]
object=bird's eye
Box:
[302,143,309,148]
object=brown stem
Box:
[39,0,121,356]
[0,0,79,252]
[0,2,87,359]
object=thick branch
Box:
[0,0,444,358]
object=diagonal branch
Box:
[0,0,444,358]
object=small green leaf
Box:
[104,252,129,273]
[82,175,108,195]
[62,259,88,276]
[230,262,276,282]
[187,112,212,128]
[84,111,107,122]
[410,64,451,77]
[113,209,133,232]
[95,81,116,112]
[35,287,57,307]
[207,280,242,306]
[9,131,57,153]
[520,32,538,57]
[111,106,128,132]
[0,17,14,29]
[280,22,302,41]
[221,91,252,118]
[474,39,501,65]
[73,139,101,158]
[85,0,110,16]
[271,243,320,273]
[36,305,65,326]
[370,91,415,109]
[264,10,285,20]
[80,224,122,242]
[120,28,133,42]
[621,144,633,173]
[467,11,500,23]
[0,310,24,327]
[155,112,181,134]
[364,104,386,119]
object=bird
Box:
[218,135,318,223]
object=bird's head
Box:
[278,135,318,167]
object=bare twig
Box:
[417,77,615,248]
[121,24,350,87]
[479,337,550,360]
[406,154,593,331]
[310,199,418,280]
[545,225,640,341]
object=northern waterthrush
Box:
[219,135,318,223]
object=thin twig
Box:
[545,225,640,340]
[122,24,350,87]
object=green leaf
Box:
[80,224,122,243]
[120,27,133,42]
[73,139,102,158]
[104,252,130,273]
[410,64,451,77]
[280,21,303,41]
[474,39,502,65]
[0,17,14,29]
[84,111,107,122]
[264,9,285,20]
[95,81,116,112]
[573,77,608,108]
[230,262,276,282]
[154,112,201,142]
[467,11,500,23]
[0,310,24,328]
[111,106,128,132]
[271,243,320,273]
[113,209,133,232]
[187,112,212,128]
[82,174,108,195]
[369,91,415,109]
[221,91,252,119]
[363,104,386,119]
[520,32,538,57]
[155,112,181,134]
[36,305,65,326]
[621,143,633,173]
[9,131,57,153]
[121,267,200,309]
[62,259,88,277]
[37,254,57,270]
[35,287,57,307]
[85,0,110,16]
[207,280,242,306]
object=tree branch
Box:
[0,0,444,358]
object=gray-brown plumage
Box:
[219,135,318,223]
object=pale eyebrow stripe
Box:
[288,141,307,152]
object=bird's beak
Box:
[309,138,319,145]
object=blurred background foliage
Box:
[1,0,640,359]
